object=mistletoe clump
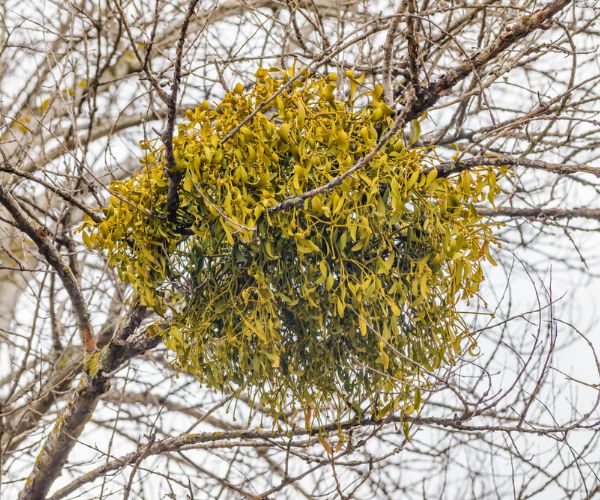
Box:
[83,67,500,424]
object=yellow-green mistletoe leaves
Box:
[82,67,500,424]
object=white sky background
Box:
[1,0,600,498]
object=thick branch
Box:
[478,206,600,221]
[0,185,96,351]
[268,0,572,215]
[411,0,572,116]
[1,310,124,455]
[17,306,154,500]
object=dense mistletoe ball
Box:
[83,67,499,423]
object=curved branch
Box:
[412,0,572,115]
[17,306,154,500]
[0,184,96,351]
[269,0,573,214]
[49,403,596,499]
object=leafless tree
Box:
[1,0,600,498]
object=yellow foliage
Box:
[82,67,500,424]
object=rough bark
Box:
[17,307,154,500]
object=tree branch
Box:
[411,0,572,116]
[0,185,96,351]
[432,156,600,178]
[478,206,600,221]
[164,0,200,224]
[17,306,154,500]
[269,0,572,215]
